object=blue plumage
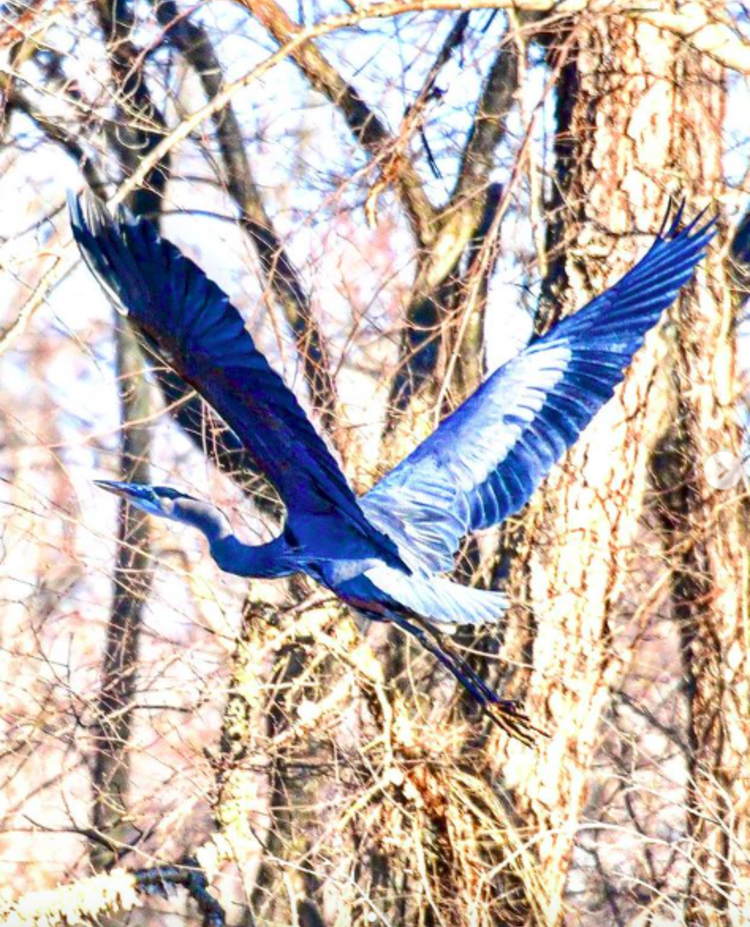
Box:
[68,192,401,569]
[71,191,715,745]
[364,209,716,569]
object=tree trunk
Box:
[90,323,153,870]
[653,36,750,927]
[501,15,693,924]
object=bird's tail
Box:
[364,564,509,628]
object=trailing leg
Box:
[389,611,544,746]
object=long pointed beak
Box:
[94,479,149,502]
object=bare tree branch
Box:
[384,34,518,423]
[5,0,740,361]
[91,323,153,868]
[154,0,341,439]
[7,2,750,924]
[5,60,281,516]
[227,0,750,79]
[231,0,439,247]
[7,88,102,191]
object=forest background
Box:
[0,1,749,925]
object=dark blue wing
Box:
[363,208,716,572]
[69,191,400,560]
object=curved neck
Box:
[209,533,295,579]
[173,501,296,579]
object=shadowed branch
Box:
[385,30,519,424]
[88,0,167,870]
[0,859,225,927]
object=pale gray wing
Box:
[363,209,715,572]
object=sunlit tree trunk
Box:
[653,38,750,927]
[501,16,689,924]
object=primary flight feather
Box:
[70,191,715,745]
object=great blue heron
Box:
[69,191,714,744]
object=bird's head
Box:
[95,480,204,523]
[96,480,233,545]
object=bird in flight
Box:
[69,191,714,745]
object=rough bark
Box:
[652,36,750,927]
[500,15,690,924]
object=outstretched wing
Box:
[363,208,716,572]
[70,191,399,560]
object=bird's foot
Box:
[483,699,549,748]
